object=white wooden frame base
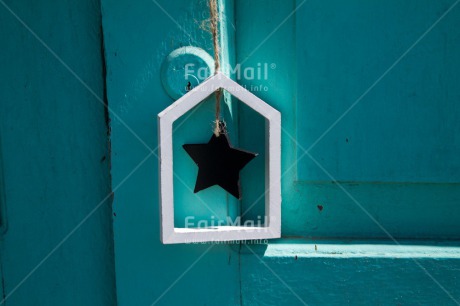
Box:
[158,72,281,244]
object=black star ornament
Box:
[183,133,258,199]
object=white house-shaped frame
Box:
[158,72,281,244]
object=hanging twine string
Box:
[209,0,220,74]
[209,0,222,136]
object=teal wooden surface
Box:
[0,0,116,304]
[284,181,460,239]
[242,241,460,305]
[101,0,240,304]
[236,0,298,229]
[239,0,460,239]
[1,0,459,305]
[292,0,460,239]
[236,0,460,304]
[0,132,6,234]
[296,0,460,183]
[0,132,5,301]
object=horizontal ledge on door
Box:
[241,239,460,259]
[294,180,460,185]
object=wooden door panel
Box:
[239,0,460,239]
[102,0,240,304]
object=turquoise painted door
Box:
[0,0,116,304]
[101,0,240,305]
[236,1,460,304]
[103,0,460,305]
